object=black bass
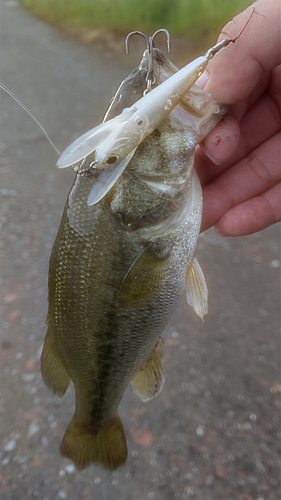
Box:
[41,38,227,471]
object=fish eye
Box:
[106,155,118,165]
[137,119,143,126]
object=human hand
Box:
[196,0,280,236]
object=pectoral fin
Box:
[119,247,169,307]
[41,329,70,396]
[185,257,208,321]
[130,338,165,402]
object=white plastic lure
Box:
[56,38,235,178]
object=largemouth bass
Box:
[41,37,227,470]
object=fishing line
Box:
[0,82,61,155]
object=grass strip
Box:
[19,0,253,39]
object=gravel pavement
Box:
[1,1,280,499]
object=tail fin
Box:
[60,415,127,470]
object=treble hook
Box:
[125,28,170,92]
[150,28,171,52]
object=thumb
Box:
[204,0,281,104]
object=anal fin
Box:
[185,257,208,321]
[41,329,70,396]
[130,338,165,402]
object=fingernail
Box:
[200,143,222,165]
[196,70,209,90]
[213,225,223,236]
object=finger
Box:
[204,0,281,104]
[196,80,280,185]
[215,182,281,236]
[227,82,280,165]
[200,113,240,166]
[200,131,280,231]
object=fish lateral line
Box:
[0,82,61,156]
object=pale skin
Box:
[195,0,280,236]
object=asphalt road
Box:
[1,1,280,499]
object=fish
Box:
[41,38,228,471]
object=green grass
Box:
[19,0,253,39]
